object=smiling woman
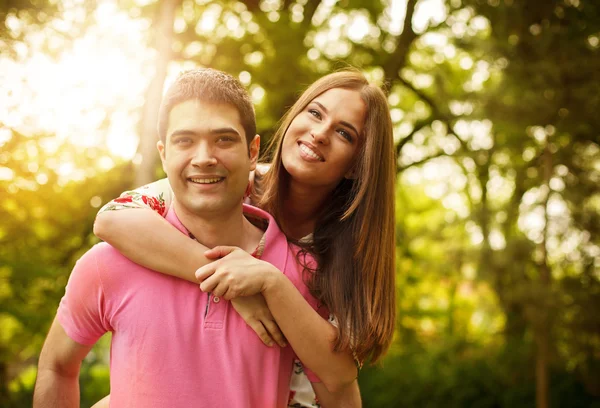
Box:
[281,87,365,193]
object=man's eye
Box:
[308,109,322,119]
[217,136,235,143]
[173,137,192,144]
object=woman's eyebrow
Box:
[313,101,329,113]
[339,121,359,137]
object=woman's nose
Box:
[310,124,329,145]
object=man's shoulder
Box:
[77,242,139,271]
[85,241,127,259]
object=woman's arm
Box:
[95,208,208,282]
[94,178,206,282]
[197,247,358,393]
[94,179,285,347]
[313,380,362,408]
[263,270,358,393]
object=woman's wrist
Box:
[261,265,283,295]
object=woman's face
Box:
[281,88,366,191]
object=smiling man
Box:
[33,69,325,408]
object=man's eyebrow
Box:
[169,129,197,138]
[210,127,241,136]
[169,127,241,138]
[313,101,360,137]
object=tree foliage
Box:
[1,0,598,406]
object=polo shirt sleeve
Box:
[57,245,111,345]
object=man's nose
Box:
[190,142,217,167]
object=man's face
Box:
[157,99,259,217]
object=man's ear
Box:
[249,134,260,171]
[157,140,167,174]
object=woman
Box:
[93,69,396,407]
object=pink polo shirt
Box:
[57,204,324,408]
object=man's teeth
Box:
[189,177,222,184]
[300,144,323,161]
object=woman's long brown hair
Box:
[258,70,396,364]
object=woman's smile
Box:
[298,141,325,162]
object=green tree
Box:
[1,0,599,406]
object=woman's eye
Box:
[338,129,353,142]
[308,109,322,119]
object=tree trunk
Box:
[135,0,181,187]
[535,145,553,408]
[535,333,550,408]
[0,360,7,405]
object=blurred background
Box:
[1,0,599,406]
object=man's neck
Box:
[173,200,263,253]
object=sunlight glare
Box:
[347,14,370,42]
[0,1,153,166]
[388,0,407,35]
[413,0,447,34]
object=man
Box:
[33,69,355,407]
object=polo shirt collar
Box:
[242,203,289,273]
[164,203,289,273]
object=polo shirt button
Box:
[213,296,220,303]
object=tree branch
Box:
[398,75,471,154]
[395,117,435,158]
[397,75,444,118]
[283,0,294,11]
[239,0,261,12]
[301,0,321,29]
[383,0,419,84]
[451,156,474,211]
[397,150,447,172]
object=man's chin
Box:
[178,199,237,215]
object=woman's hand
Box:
[231,295,287,347]
[195,246,278,300]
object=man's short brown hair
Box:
[158,69,256,147]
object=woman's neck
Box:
[282,181,331,240]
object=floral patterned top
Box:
[99,177,322,408]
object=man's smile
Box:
[188,176,225,184]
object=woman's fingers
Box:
[222,285,240,301]
[230,295,283,347]
[204,245,239,260]
[199,274,221,294]
[249,321,274,347]
[195,263,217,282]
[261,318,287,348]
